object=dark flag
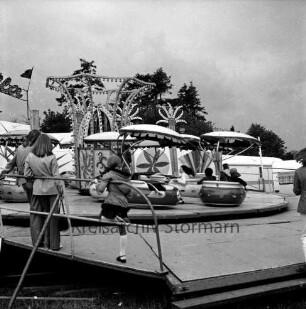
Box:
[20,69,33,79]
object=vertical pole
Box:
[87,76,94,136]
[169,119,179,177]
[8,196,60,309]
[62,187,75,257]
[0,207,4,238]
[214,141,222,179]
[258,137,266,192]
[29,110,40,130]
[0,207,4,252]
[26,67,33,122]
[26,90,30,122]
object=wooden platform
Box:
[2,226,166,279]
[1,195,304,306]
[0,188,288,223]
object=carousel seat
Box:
[199,180,246,207]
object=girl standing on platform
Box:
[95,155,131,263]
[24,134,63,251]
[0,130,41,202]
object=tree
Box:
[40,107,72,133]
[230,125,235,131]
[282,150,298,160]
[55,59,104,107]
[175,82,207,120]
[129,69,213,135]
[133,67,173,102]
[127,68,173,124]
[181,112,213,136]
[245,123,287,158]
[166,82,212,136]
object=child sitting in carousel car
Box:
[169,165,195,203]
[230,168,247,189]
[197,167,217,184]
[170,165,195,185]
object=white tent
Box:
[0,121,30,133]
[272,160,301,194]
[222,155,283,192]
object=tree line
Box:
[40,59,295,160]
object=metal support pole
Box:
[258,137,266,192]
[0,207,5,238]
[61,186,75,257]
[26,67,33,122]
[0,207,4,252]
[8,195,60,309]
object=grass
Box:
[0,284,169,309]
[1,283,306,309]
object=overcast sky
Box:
[0,0,305,150]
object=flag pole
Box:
[26,67,34,122]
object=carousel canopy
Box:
[48,132,74,148]
[84,131,136,143]
[130,140,161,149]
[119,124,189,148]
[180,134,201,142]
[201,131,260,148]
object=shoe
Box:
[116,255,126,263]
[115,216,130,225]
[51,244,63,251]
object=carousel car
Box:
[168,175,203,198]
[199,180,246,207]
[89,179,181,206]
[0,176,28,202]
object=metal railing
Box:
[0,174,165,309]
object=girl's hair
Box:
[181,165,195,177]
[32,134,53,157]
[107,155,121,169]
[22,136,29,147]
[27,129,41,146]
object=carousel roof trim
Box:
[119,124,189,146]
[201,131,260,145]
[84,131,136,143]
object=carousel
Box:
[198,131,262,206]
[84,128,187,206]
[46,72,264,208]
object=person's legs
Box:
[48,195,61,250]
[22,182,33,203]
[30,195,44,246]
[117,225,127,263]
[301,214,306,234]
[40,196,50,249]
[300,214,306,262]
